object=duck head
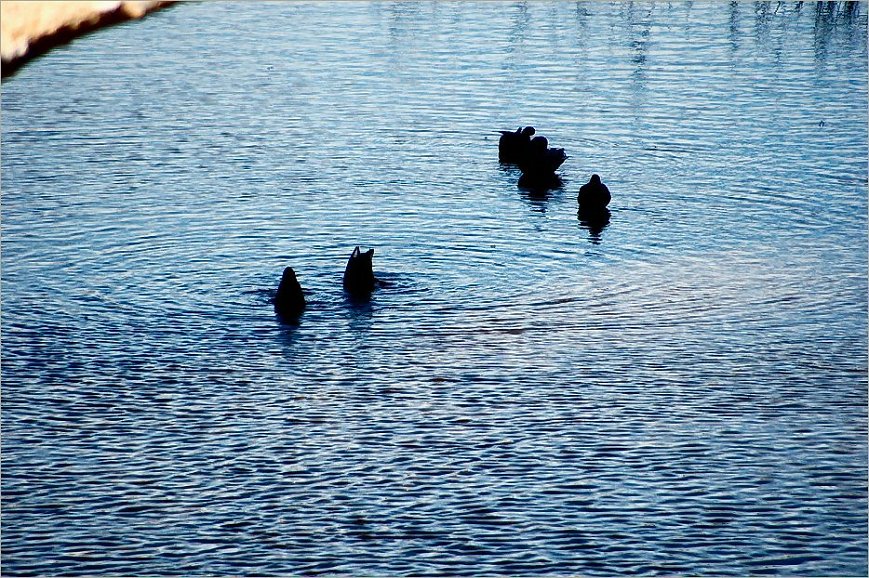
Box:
[530,135,549,151]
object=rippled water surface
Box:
[2,2,867,575]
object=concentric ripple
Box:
[2,2,867,576]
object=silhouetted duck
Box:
[273,266,306,321]
[518,135,567,176]
[577,174,611,209]
[498,126,535,163]
[343,246,376,296]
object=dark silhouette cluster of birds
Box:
[499,124,611,213]
[273,125,614,324]
[498,125,567,176]
[500,124,612,241]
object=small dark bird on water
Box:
[343,246,376,296]
[518,135,567,176]
[577,174,611,209]
[498,126,536,163]
[273,266,306,321]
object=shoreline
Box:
[1,1,172,79]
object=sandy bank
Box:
[1,0,170,77]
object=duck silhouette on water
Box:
[343,246,377,298]
[518,135,567,177]
[273,266,306,322]
[271,247,381,321]
[498,126,536,163]
[577,174,611,209]
[577,174,612,243]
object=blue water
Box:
[2,2,867,575]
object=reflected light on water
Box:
[1,2,866,576]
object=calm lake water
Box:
[2,2,867,575]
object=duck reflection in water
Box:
[577,206,611,244]
[345,297,375,337]
[517,172,563,212]
[518,171,563,195]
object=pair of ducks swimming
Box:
[499,125,567,176]
[273,246,375,321]
[499,125,611,210]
